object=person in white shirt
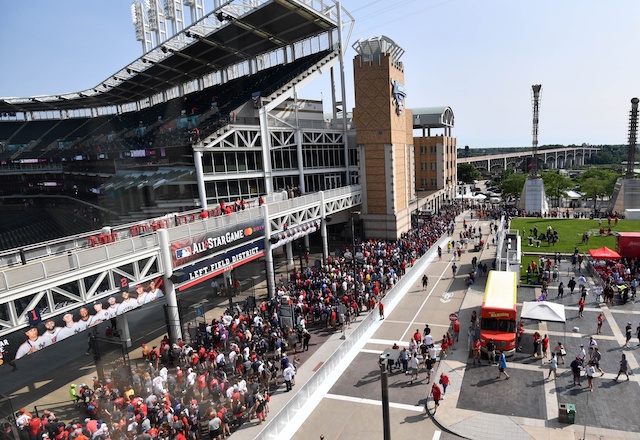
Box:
[424,333,433,347]
[15,327,46,359]
[105,297,120,319]
[283,364,295,391]
[88,303,110,327]
[149,280,164,301]
[134,284,151,305]
[186,368,197,388]
[116,291,140,315]
[56,314,78,341]
[152,375,164,395]
[40,319,62,347]
[73,307,91,334]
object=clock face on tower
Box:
[391,79,407,116]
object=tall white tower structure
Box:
[519,84,549,214]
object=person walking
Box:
[451,263,457,277]
[547,352,558,380]
[578,297,585,318]
[409,354,419,384]
[496,351,510,380]
[625,322,632,347]
[615,354,630,381]
[568,277,577,295]
[452,319,461,344]
[422,275,429,291]
[570,356,583,386]
[473,338,482,366]
[430,382,442,413]
[378,300,384,320]
[554,342,566,364]
[439,373,450,399]
[557,282,564,299]
[486,338,496,364]
[586,361,596,392]
[596,313,604,335]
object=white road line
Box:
[432,431,442,440]
[325,393,425,413]
[383,320,450,327]
[370,338,409,346]
[399,266,450,342]
[361,348,383,354]
[398,217,486,342]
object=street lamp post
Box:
[378,355,392,440]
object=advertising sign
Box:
[177,240,265,291]
[10,277,164,362]
[171,218,265,268]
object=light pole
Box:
[378,354,392,440]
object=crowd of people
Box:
[7,204,464,440]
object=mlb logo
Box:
[176,247,192,259]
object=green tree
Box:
[500,173,527,205]
[457,163,482,183]
[576,169,618,213]
[541,171,572,208]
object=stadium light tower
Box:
[626,97,639,178]
[132,0,154,54]
[163,0,185,35]
[146,0,169,46]
[531,84,542,175]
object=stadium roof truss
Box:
[0,0,353,114]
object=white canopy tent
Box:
[521,301,566,323]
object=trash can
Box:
[558,403,576,424]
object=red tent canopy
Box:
[589,246,621,259]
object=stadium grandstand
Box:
[0,0,355,251]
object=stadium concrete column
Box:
[293,86,306,194]
[319,191,329,261]
[116,314,132,348]
[337,2,351,179]
[261,203,276,298]
[193,150,208,210]
[286,241,294,267]
[157,228,183,343]
[259,107,274,194]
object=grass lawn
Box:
[510,217,640,255]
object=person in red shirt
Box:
[453,319,461,343]
[473,339,482,366]
[413,329,422,344]
[578,297,585,318]
[430,382,442,413]
[28,415,43,439]
[378,300,384,320]
[441,335,449,357]
[439,373,450,397]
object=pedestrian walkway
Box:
[426,234,640,440]
[6,211,640,440]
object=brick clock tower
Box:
[353,36,415,239]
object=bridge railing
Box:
[0,186,362,291]
[0,234,160,293]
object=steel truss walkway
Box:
[0,186,361,337]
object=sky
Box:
[1,0,639,149]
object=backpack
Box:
[149,351,158,362]
[222,412,234,424]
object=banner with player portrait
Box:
[10,277,165,362]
